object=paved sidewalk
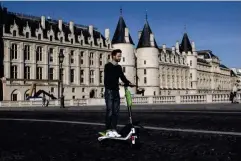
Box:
[0,103,240,112]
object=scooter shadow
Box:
[98,121,145,150]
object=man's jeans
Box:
[104,89,120,130]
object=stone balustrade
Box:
[0,93,240,107]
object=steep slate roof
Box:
[1,7,107,47]
[197,58,209,64]
[111,15,134,45]
[179,33,192,53]
[0,5,3,36]
[137,20,158,49]
[197,50,219,59]
[219,64,229,69]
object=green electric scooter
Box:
[98,83,142,148]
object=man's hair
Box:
[111,49,122,58]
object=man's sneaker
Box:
[106,130,115,138]
[112,130,121,137]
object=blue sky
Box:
[2,1,241,68]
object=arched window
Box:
[50,35,53,41]
[26,32,29,38]
[89,89,95,98]
[13,30,16,37]
[11,90,20,101]
[38,34,41,40]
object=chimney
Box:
[41,16,45,29]
[150,33,154,46]
[162,44,166,53]
[172,46,175,54]
[138,31,142,40]
[105,28,110,40]
[192,41,195,52]
[89,25,93,36]
[125,28,129,43]
[69,21,74,33]
[58,19,63,31]
[175,41,179,53]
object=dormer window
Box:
[26,32,29,38]
[13,30,16,37]
[38,34,41,40]
[50,35,53,41]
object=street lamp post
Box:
[59,50,65,108]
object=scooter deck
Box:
[98,130,134,141]
[98,135,129,141]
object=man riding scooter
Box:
[103,49,135,137]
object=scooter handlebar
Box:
[119,83,136,87]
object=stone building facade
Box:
[0,6,236,101]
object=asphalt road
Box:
[0,108,241,161]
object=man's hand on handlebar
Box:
[119,82,136,87]
[129,82,136,87]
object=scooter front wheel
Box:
[130,135,141,149]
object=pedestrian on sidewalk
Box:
[231,81,240,103]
